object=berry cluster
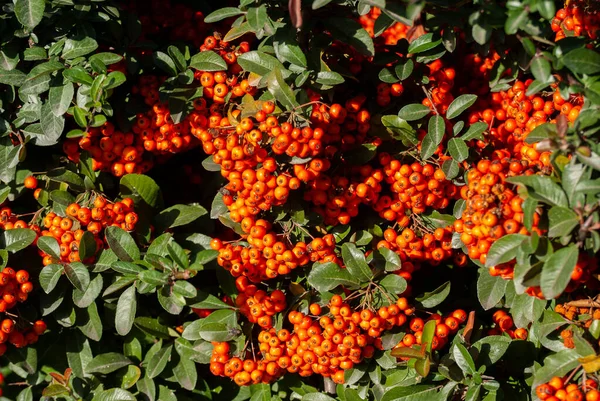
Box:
[552,1,600,41]
[0,267,46,352]
[454,156,542,275]
[235,277,287,329]
[211,230,338,282]
[487,310,528,340]
[40,197,138,265]
[536,376,599,401]
[394,309,468,353]
[359,7,409,45]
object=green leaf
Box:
[14,0,45,30]
[105,226,140,262]
[247,5,267,31]
[379,274,407,295]
[204,7,243,23]
[416,281,451,308]
[154,204,207,231]
[325,18,375,57]
[395,59,414,80]
[2,228,36,252]
[42,384,70,398]
[62,37,99,60]
[531,56,552,83]
[275,34,307,67]
[341,243,372,283]
[506,175,568,207]
[0,68,26,86]
[152,52,178,77]
[64,262,90,291]
[173,355,197,391]
[105,71,127,89]
[40,102,65,146]
[398,104,430,121]
[89,52,123,66]
[49,81,74,117]
[190,291,233,310]
[97,388,136,401]
[472,336,512,366]
[47,168,85,190]
[138,270,169,287]
[189,51,227,71]
[381,385,438,401]
[112,261,143,275]
[302,394,337,401]
[63,67,93,85]
[381,115,418,145]
[37,236,61,259]
[547,206,579,238]
[485,234,527,267]
[448,138,469,162]
[167,46,186,72]
[72,274,103,308]
[477,268,508,310]
[316,71,345,85]
[446,94,478,120]
[147,343,172,379]
[461,122,488,141]
[39,264,63,294]
[120,174,163,210]
[267,67,299,110]
[134,317,170,339]
[563,48,600,75]
[505,8,528,35]
[86,353,132,374]
[307,262,360,292]
[453,343,476,375]
[379,68,399,83]
[173,281,197,298]
[374,247,402,271]
[78,231,96,262]
[421,115,445,160]
[116,286,137,336]
[541,244,578,299]
[137,377,156,401]
[408,33,442,54]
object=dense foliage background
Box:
[1,0,600,400]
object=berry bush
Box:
[1,0,600,400]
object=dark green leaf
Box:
[2,228,36,252]
[204,7,243,23]
[105,227,140,263]
[86,353,132,375]
[116,286,137,336]
[477,268,508,310]
[398,104,430,121]
[307,262,360,292]
[421,115,445,160]
[64,262,90,291]
[446,94,478,120]
[563,48,600,75]
[39,264,63,294]
[14,0,45,30]
[189,51,228,71]
[541,244,578,299]
[416,281,451,308]
[485,234,527,267]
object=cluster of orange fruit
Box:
[552,0,600,41]
[536,376,600,401]
[64,34,252,177]
[235,277,286,329]
[211,230,338,282]
[394,308,468,355]
[359,7,409,45]
[0,267,46,353]
[63,121,153,177]
[487,310,528,340]
[422,62,457,116]
[209,294,459,386]
[40,197,138,265]
[454,156,542,273]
